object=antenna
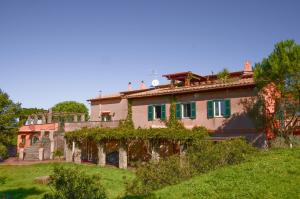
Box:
[149,69,160,87]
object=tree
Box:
[253,40,300,144]
[52,101,88,114]
[0,89,21,158]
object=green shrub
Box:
[53,149,64,160]
[43,166,107,199]
[289,135,300,147]
[126,138,255,196]
[187,138,256,173]
[0,144,8,160]
[126,156,194,196]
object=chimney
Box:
[128,82,133,91]
[244,60,252,72]
[140,80,146,90]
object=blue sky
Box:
[0,0,300,109]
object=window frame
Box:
[153,105,162,120]
[181,103,192,119]
[213,99,227,118]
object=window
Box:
[101,114,112,122]
[214,100,225,117]
[207,99,230,118]
[182,103,191,118]
[176,102,196,119]
[148,104,166,121]
[153,105,162,119]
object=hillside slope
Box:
[151,149,300,199]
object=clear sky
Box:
[1,0,300,109]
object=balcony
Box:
[64,121,120,132]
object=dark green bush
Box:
[43,166,107,199]
[187,138,256,173]
[0,144,7,160]
[126,156,194,196]
[126,138,256,196]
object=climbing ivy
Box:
[165,96,184,129]
[65,127,208,144]
[119,99,134,130]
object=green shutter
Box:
[190,102,196,119]
[176,103,182,119]
[148,105,153,121]
[207,100,213,118]
[224,99,231,118]
[161,104,166,120]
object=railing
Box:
[64,120,120,132]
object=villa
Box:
[85,61,262,144]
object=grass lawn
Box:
[0,163,135,199]
[149,148,300,199]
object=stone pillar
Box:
[80,114,85,122]
[33,115,38,124]
[151,140,160,162]
[74,144,82,164]
[42,115,46,124]
[39,148,44,161]
[65,142,73,162]
[49,131,55,159]
[40,130,45,139]
[74,114,78,122]
[27,116,32,125]
[179,141,186,167]
[19,148,24,160]
[97,142,106,166]
[118,140,128,169]
[47,113,52,124]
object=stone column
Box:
[40,130,45,139]
[151,140,160,162]
[49,131,55,159]
[33,115,38,124]
[74,114,78,122]
[97,142,106,166]
[118,140,128,169]
[19,148,24,160]
[42,115,46,124]
[27,116,32,125]
[80,114,85,122]
[47,113,52,124]
[39,148,44,161]
[74,144,82,164]
[65,142,73,162]
[179,141,186,167]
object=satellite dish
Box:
[152,79,159,87]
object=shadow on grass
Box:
[0,187,45,199]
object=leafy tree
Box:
[217,68,230,83]
[52,101,88,122]
[43,166,107,199]
[0,89,21,158]
[253,40,300,144]
[52,101,88,114]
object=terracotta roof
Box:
[88,93,123,101]
[19,123,59,132]
[126,78,255,99]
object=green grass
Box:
[149,148,300,199]
[1,149,300,199]
[0,163,134,199]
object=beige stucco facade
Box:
[131,87,256,133]
[90,98,128,121]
